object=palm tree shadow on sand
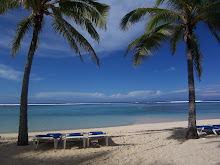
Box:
[166,127,188,143]
[167,127,220,143]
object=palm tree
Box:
[120,0,220,139]
[0,0,109,145]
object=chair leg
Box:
[63,139,66,149]
[36,140,39,149]
[83,138,86,148]
[87,138,90,147]
[54,139,58,149]
[33,139,36,149]
[212,129,219,136]
[105,136,108,146]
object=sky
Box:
[0,0,220,103]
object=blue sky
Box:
[0,0,220,103]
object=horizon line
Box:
[1,100,220,106]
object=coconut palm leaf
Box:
[156,0,187,11]
[191,34,203,80]
[59,0,109,29]
[121,8,159,30]
[169,25,184,55]
[206,24,220,43]
[11,14,34,58]
[146,9,184,32]
[59,9,100,42]
[0,0,21,15]
[52,11,99,66]
[126,29,171,66]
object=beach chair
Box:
[33,133,61,149]
[197,126,220,136]
[62,133,86,149]
[87,131,108,147]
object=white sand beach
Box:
[1,119,220,165]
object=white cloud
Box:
[196,84,220,98]
[33,90,156,102]
[170,89,188,94]
[0,64,23,81]
[31,77,45,81]
[156,90,162,95]
[87,0,156,54]
[166,66,176,72]
[128,90,153,96]
[8,83,220,103]
[0,64,44,81]
[110,90,154,99]
[35,92,106,99]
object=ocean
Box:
[0,102,220,133]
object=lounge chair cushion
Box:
[47,133,61,139]
[197,126,212,129]
[67,133,83,136]
[89,131,104,135]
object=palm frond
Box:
[155,0,166,7]
[52,17,82,62]
[11,14,34,58]
[156,0,187,12]
[121,7,185,31]
[125,29,171,66]
[196,0,220,13]
[59,0,109,29]
[0,0,20,15]
[120,7,152,31]
[193,1,220,25]
[191,34,203,81]
[58,8,100,42]
[146,8,184,31]
[169,25,184,55]
[21,0,31,10]
[206,23,220,43]
[201,12,220,31]
[52,9,99,66]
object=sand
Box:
[0,119,220,165]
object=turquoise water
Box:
[0,102,220,133]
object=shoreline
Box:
[1,119,220,139]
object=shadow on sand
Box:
[148,161,175,165]
[88,137,136,148]
[166,127,188,143]
[126,128,188,143]
[0,139,112,165]
[167,127,219,143]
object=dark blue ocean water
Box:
[0,102,220,133]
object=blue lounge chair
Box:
[33,133,61,149]
[87,131,108,147]
[62,133,86,149]
[197,126,220,136]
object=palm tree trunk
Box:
[185,26,199,139]
[17,14,43,146]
